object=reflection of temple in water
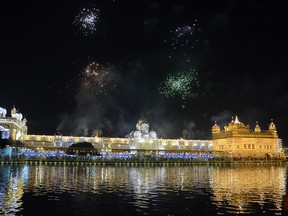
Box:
[0,164,286,215]
[209,165,286,214]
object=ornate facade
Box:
[0,105,285,159]
[127,116,157,139]
[0,106,28,141]
[212,116,283,159]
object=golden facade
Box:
[212,116,284,159]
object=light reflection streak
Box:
[209,166,286,214]
[0,164,286,215]
[0,169,24,215]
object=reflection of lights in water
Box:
[0,174,24,215]
[210,166,286,214]
[21,165,29,183]
[129,167,161,210]
[0,165,285,214]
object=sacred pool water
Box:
[0,163,287,216]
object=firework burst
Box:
[79,61,120,96]
[164,19,199,62]
[159,69,199,102]
[73,6,100,36]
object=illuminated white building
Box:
[127,116,157,139]
[0,106,27,140]
[0,105,285,160]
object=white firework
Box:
[73,6,100,36]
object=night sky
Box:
[1,0,288,145]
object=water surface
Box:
[0,164,286,215]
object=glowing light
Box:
[73,6,100,36]
[164,19,199,62]
[159,69,200,102]
[79,61,120,96]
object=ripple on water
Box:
[0,164,286,216]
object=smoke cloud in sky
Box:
[56,89,114,136]
[56,61,150,137]
[211,110,233,128]
[55,59,210,139]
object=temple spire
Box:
[234,115,240,124]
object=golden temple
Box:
[212,116,284,159]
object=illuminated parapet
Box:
[160,139,213,151]
[129,138,161,151]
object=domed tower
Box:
[129,116,159,154]
[136,116,149,135]
[11,106,17,117]
[227,115,249,132]
[11,106,23,121]
[268,119,277,133]
[254,121,261,132]
[0,106,28,141]
[212,121,221,134]
[23,118,27,125]
[132,116,158,139]
[149,130,157,139]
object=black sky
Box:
[1,0,288,145]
